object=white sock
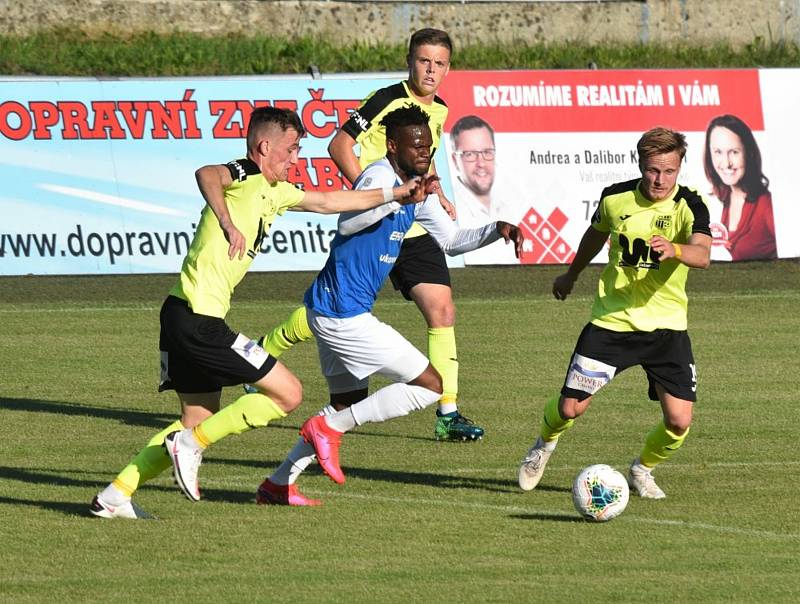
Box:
[269,405,336,485]
[345,383,440,427]
[179,427,203,450]
[269,437,316,485]
[99,484,128,505]
[325,407,358,433]
[537,436,558,452]
[437,402,458,415]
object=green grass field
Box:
[1,261,798,602]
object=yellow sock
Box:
[112,419,185,497]
[639,422,689,468]
[196,393,287,446]
[263,305,313,358]
[428,326,458,406]
[540,396,574,442]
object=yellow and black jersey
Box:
[341,80,448,171]
[170,158,305,318]
[589,179,711,332]
[341,81,447,239]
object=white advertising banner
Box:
[439,68,789,265]
[0,75,462,275]
[1,69,795,275]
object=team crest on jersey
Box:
[653,214,672,230]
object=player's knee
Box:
[559,396,589,420]
[665,416,691,435]
[426,301,455,327]
[270,374,303,413]
[409,365,442,394]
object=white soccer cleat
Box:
[89,494,154,519]
[164,430,204,502]
[627,458,666,499]
[518,438,553,491]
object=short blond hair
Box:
[637,127,687,164]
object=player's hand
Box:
[397,175,439,205]
[497,221,524,258]
[432,183,457,220]
[553,272,577,301]
[649,235,678,260]
[220,219,246,260]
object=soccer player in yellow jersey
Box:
[89,107,426,518]
[265,28,485,442]
[518,127,712,499]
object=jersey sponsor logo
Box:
[389,230,404,241]
[379,253,398,264]
[231,333,269,369]
[351,110,370,133]
[361,177,373,188]
[653,214,673,230]
[565,353,616,395]
[618,233,660,269]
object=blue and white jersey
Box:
[305,160,413,318]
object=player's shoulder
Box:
[674,184,711,232]
[600,178,639,201]
[225,158,260,182]
[363,82,409,110]
[674,184,706,208]
[354,159,396,189]
[432,94,448,108]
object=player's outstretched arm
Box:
[649,233,712,269]
[553,225,609,300]
[338,175,439,236]
[295,176,426,215]
[195,164,246,260]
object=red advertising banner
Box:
[439,69,763,133]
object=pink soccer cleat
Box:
[256,479,321,507]
[299,415,345,484]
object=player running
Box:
[262,28,486,442]
[517,127,712,499]
[254,104,522,505]
[90,107,427,518]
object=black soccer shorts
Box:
[560,323,697,402]
[389,232,451,301]
[158,296,277,394]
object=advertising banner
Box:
[1,69,797,275]
[0,75,461,275]
[438,69,792,264]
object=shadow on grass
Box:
[0,397,173,429]
[0,495,97,517]
[509,512,584,523]
[0,397,457,443]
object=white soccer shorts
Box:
[307,308,429,393]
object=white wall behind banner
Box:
[2,70,797,276]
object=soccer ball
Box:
[571,464,630,522]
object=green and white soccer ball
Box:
[572,464,630,522]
